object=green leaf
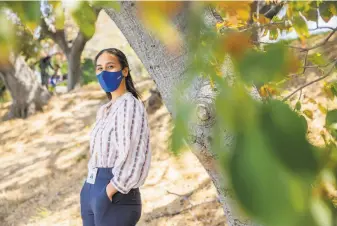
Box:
[91,1,121,11]
[308,53,326,67]
[0,13,14,64]
[326,109,337,127]
[53,2,65,30]
[269,27,279,40]
[293,14,309,40]
[6,1,41,31]
[319,2,335,23]
[311,197,333,226]
[72,1,97,38]
[229,128,312,226]
[169,93,195,155]
[237,44,287,83]
[303,8,318,22]
[326,109,337,140]
[295,101,302,111]
[214,84,257,133]
[300,1,319,22]
[331,82,337,98]
[261,100,318,176]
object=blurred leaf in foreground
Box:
[136,1,183,53]
[326,109,337,140]
[0,12,14,67]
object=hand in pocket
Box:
[105,184,112,202]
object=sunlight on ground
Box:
[0,81,225,226]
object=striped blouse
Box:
[88,91,151,194]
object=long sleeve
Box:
[110,98,151,194]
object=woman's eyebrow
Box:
[106,61,115,65]
[96,62,115,67]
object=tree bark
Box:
[0,55,51,119]
[105,2,259,226]
[66,32,87,91]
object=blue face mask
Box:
[96,70,124,92]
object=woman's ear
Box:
[122,67,129,77]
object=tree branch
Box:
[40,18,70,55]
[282,61,337,101]
[70,31,87,56]
[288,28,337,52]
[287,58,337,78]
[209,6,224,23]
[309,26,336,31]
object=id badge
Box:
[86,167,98,184]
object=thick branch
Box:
[40,19,70,55]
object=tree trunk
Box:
[0,55,51,119]
[66,44,84,91]
[40,20,88,92]
[105,3,258,226]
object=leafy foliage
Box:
[81,58,96,85]
[156,1,337,226]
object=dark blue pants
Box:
[80,168,142,226]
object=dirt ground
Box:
[0,81,225,226]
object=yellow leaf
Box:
[54,3,65,30]
[215,66,222,77]
[212,1,252,26]
[318,103,328,114]
[259,85,279,98]
[216,21,225,31]
[323,83,335,100]
[303,109,313,119]
[137,2,183,53]
[308,98,317,104]
[330,4,337,15]
[137,2,183,18]
[0,14,13,67]
[209,75,215,89]
[237,9,250,21]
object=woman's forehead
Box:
[97,53,119,65]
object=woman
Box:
[80,48,151,226]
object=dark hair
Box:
[94,48,142,101]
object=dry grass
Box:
[0,81,225,226]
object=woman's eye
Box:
[108,65,113,69]
[97,68,102,71]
